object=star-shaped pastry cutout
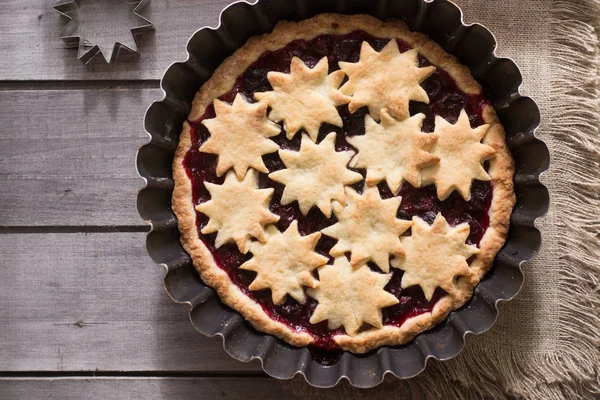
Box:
[240,221,328,305]
[339,40,436,121]
[321,186,412,272]
[201,94,281,179]
[425,110,496,200]
[195,170,279,254]
[254,57,350,141]
[308,257,399,335]
[269,133,363,217]
[391,213,480,301]
[348,110,438,193]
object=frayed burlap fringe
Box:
[283,1,600,398]
[547,0,600,398]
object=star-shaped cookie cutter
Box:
[54,0,154,64]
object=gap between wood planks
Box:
[0,371,268,378]
[0,80,160,91]
[0,226,150,234]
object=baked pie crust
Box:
[200,94,281,178]
[241,221,327,305]
[348,111,438,192]
[172,14,515,353]
[268,132,362,217]
[308,256,399,336]
[321,186,412,272]
[195,169,279,254]
[339,40,435,121]
[255,57,350,141]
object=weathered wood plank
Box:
[0,378,299,400]
[0,232,261,372]
[0,0,542,82]
[0,89,161,226]
[0,0,232,80]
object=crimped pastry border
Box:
[172,13,515,354]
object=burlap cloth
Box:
[283,0,600,398]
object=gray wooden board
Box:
[0,89,161,227]
[0,0,233,80]
[0,232,262,372]
[0,378,300,400]
[0,0,504,82]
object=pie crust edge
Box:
[171,13,516,353]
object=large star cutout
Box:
[321,186,412,272]
[269,133,362,217]
[424,110,496,200]
[54,0,153,63]
[240,221,328,305]
[195,170,279,254]
[308,257,399,335]
[391,213,480,301]
[348,110,438,193]
[339,40,435,121]
[255,57,350,141]
[201,94,281,179]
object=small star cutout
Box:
[269,133,363,217]
[339,40,436,121]
[308,257,399,335]
[54,0,153,63]
[255,57,350,141]
[425,110,496,200]
[195,170,279,254]
[348,110,438,193]
[240,221,328,305]
[201,94,281,179]
[321,186,412,272]
[391,213,480,301]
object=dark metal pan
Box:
[137,0,549,388]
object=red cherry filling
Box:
[182,31,492,354]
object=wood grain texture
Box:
[0,232,261,372]
[0,0,233,80]
[0,89,161,226]
[0,378,299,400]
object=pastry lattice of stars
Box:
[190,42,498,337]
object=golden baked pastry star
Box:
[339,40,435,121]
[201,94,280,179]
[348,110,438,193]
[241,221,327,305]
[321,186,412,272]
[424,109,495,200]
[195,170,279,254]
[308,257,398,335]
[269,133,362,217]
[255,56,349,141]
[392,213,480,301]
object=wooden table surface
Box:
[0,0,306,398]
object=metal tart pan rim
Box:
[136,0,549,388]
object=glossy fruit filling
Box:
[183,31,492,354]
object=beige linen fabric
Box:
[285,0,600,398]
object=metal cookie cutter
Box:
[54,0,154,64]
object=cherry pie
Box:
[172,14,515,354]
